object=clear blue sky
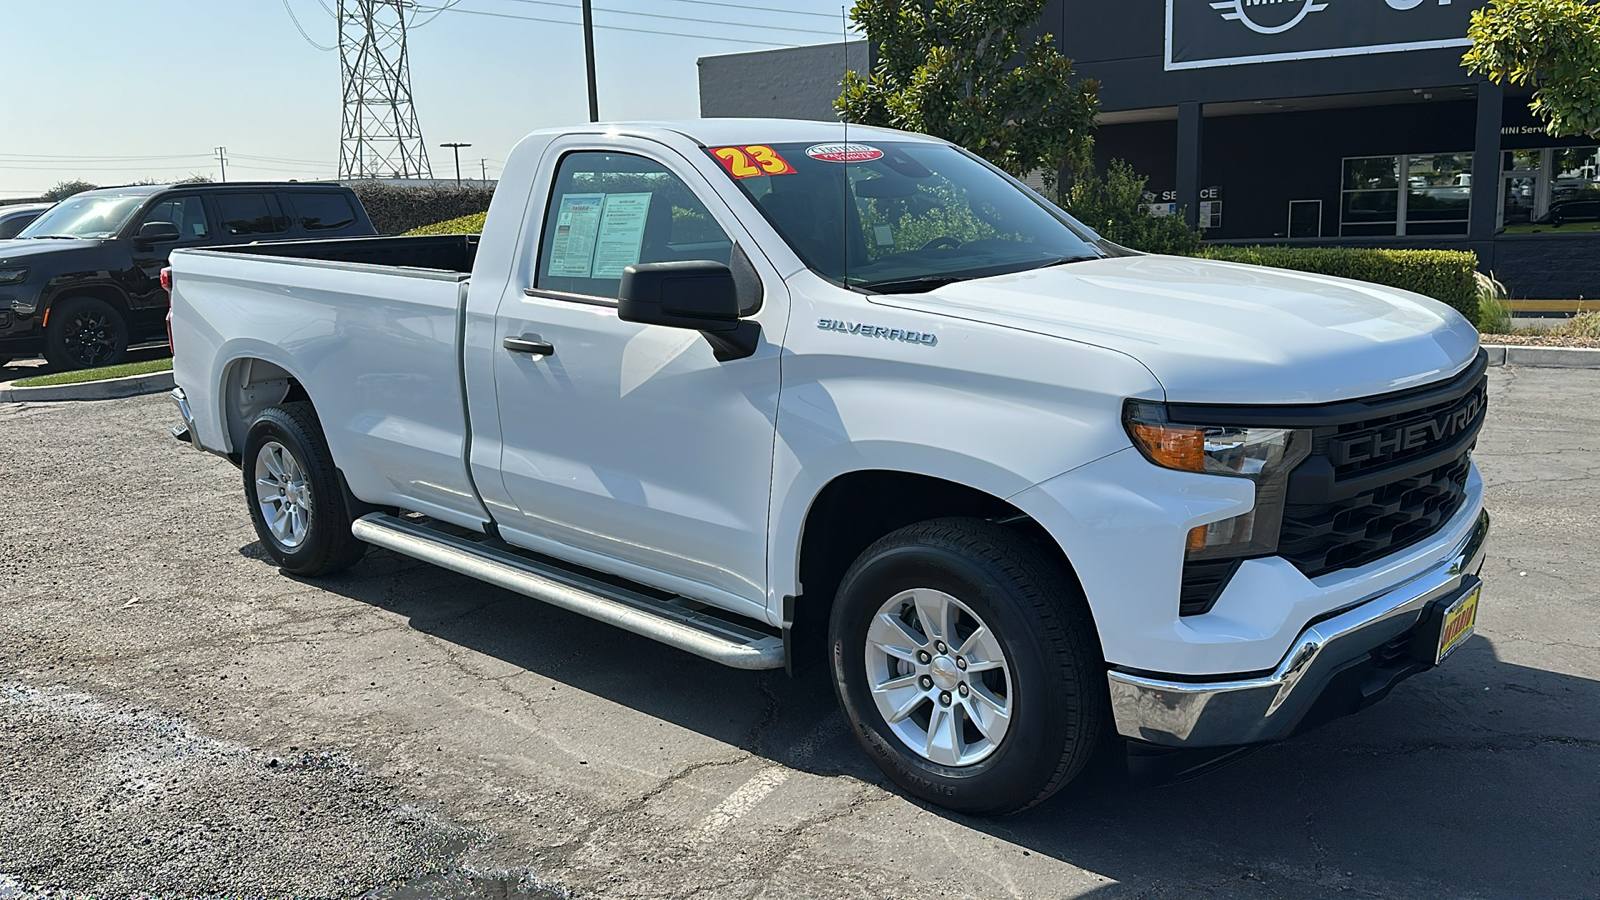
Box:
[0,0,859,197]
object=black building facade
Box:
[699,1,1600,298]
[1054,0,1600,297]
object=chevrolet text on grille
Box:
[816,318,939,346]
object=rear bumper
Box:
[1107,508,1489,748]
[170,386,198,445]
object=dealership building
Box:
[699,0,1600,298]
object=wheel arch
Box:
[216,354,312,460]
[41,280,133,322]
[786,469,1093,674]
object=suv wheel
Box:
[44,297,129,370]
[242,401,367,577]
[829,518,1107,815]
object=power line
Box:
[282,0,336,50]
[654,0,847,20]
[409,3,802,47]
[409,0,463,28]
[456,0,844,36]
[0,152,214,162]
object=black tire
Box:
[241,401,367,577]
[43,297,129,370]
[829,518,1107,815]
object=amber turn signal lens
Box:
[1186,525,1208,553]
[1129,422,1207,473]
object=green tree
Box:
[1063,159,1201,256]
[836,0,1099,190]
[1463,0,1600,137]
[41,180,98,202]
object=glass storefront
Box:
[1500,147,1600,233]
[1342,152,1472,237]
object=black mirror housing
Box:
[137,221,182,244]
[618,260,760,361]
[618,260,741,331]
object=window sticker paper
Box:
[590,192,653,279]
[547,193,605,277]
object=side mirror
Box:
[136,221,182,244]
[618,260,760,361]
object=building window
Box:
[1342,153,1473,237]
[1502,147,1600,233]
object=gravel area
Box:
[1,370,1597,899]
[1481,333,1600,347]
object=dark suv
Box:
[0,182,375,369]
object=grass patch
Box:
[405,212,487,236]
[13,357,172,387]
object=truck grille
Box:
[1174,352,1487,613]
[1278,452,1473,577]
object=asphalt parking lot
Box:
[1,366,1596,900]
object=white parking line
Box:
[695,765,791,839]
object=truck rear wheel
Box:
[829,518,1107,815]
[242,402,367,577]
[43,297,129,370]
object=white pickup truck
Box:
[169,119,1489,814]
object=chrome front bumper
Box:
[1108,509,1490,748]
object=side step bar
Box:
[350,513,785,670]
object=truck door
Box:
[489,144,786,621]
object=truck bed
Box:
[202,234,480,275]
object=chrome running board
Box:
[350,513,784,670]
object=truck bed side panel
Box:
[170,249,488,529]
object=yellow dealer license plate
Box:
[1435,585,1481,664]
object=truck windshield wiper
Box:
[857,274,976,294]
[1037,254,1101,268]
[28,235,85,240]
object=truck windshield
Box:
[708,141,1105,292]
[17,193,147,240]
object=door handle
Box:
[504,334,555,357]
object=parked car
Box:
[0,202,53,241]
[168,120,1488,815]
[0,182,374,370]
[1547,197,1600,226]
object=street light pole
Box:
[440,142,472,186]
[582,0,599,122]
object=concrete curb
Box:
[1482,344,1600,368]
[0,369,175,403]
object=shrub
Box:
[347,182,494,235]
[1560,310,1600,339]
[405,212,486,236]
[42,180,98,202]
[1200,245,1480,322]
[1062,159,1202,256]
[1474,272,1514,333]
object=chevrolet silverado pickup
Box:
[168,119,1489,815]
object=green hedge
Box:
[1199,245,1480,322]
[405,211,487,236]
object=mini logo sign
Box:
[805,143,885,164]
[1209,0,1329,34]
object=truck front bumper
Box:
[1107,508,1489,748]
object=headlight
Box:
[0,268,28,286]
[1123,400,1311,560]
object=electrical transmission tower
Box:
[338,0,432,179]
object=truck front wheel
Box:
[829,518,1107,815]
[242,402,367,577]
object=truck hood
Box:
[875,255,1482,405]
[0,238,103,263]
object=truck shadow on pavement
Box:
[291,544,1600,899]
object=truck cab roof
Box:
[522,118,946,149]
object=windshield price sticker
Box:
[709,145,796,179]
[805,143,884,163]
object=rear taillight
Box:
[159,266,173,292]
